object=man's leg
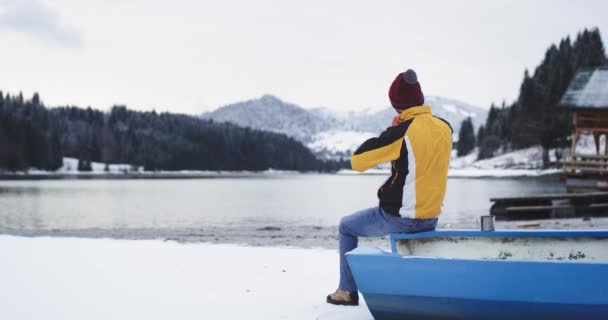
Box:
[337,206,438,293]
[338,206,395,293]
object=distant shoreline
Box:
[338,168,562,179]
[0,168,562,180]
[0,171,301,180]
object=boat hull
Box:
[347,231,608,320]
[362,293,607,320]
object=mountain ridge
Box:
[201,94,488,159]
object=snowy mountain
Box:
[201,95,487,159]
[310,96,486,136]
[200,95,330,143]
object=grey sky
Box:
[0,0,81,48]
[1,0,607,114]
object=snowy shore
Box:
[0,235,373,320]
[0,157,301,179]
[0,148,565,179]
[337,168,561,178]
[2,136,603,179]
[4,216,608,249]
[337,145,587,178]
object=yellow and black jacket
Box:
[351,105,452,219]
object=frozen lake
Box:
[1,175,604,247]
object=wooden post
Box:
[571,111,578,171]
[594,132,601,155]
[603,134,608,175]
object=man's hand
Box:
[392,115,401,126]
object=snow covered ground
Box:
[0,236,373,320]
[450,147,556,170]
[24,157,142,175]
[447,135,601,176]
[16,157,299,177]
[445,146,561,177]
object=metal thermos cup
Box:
[481,215,495,231]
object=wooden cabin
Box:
[559,66,608,190]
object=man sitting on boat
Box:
[327,69,453,306]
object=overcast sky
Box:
[1,0,607,114]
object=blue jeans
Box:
[338,206,438,292]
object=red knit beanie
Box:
[388,69,424,110]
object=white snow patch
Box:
[451,146,561,171]
[459,109,476,118]
[57,157,142,173]
[449,134,608,173]
[449,148,480,168]
[24,158,142,175]
[20,158,300,176]
[0,236,373,320]
[308,130,376,154]
[443,104,458,113]
[442,104,475,118]
[572,69,608,108]
[573,134,607,155]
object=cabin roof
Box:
[559,66,608,109]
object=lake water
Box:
[1,175,604,247]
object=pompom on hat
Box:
[388,69,424,110]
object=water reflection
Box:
[0,175,566,231]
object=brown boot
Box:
[326,289,359,306]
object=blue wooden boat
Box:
[347,230,608,320]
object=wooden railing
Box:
[490,192,608,220]
[562,153,608,176]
